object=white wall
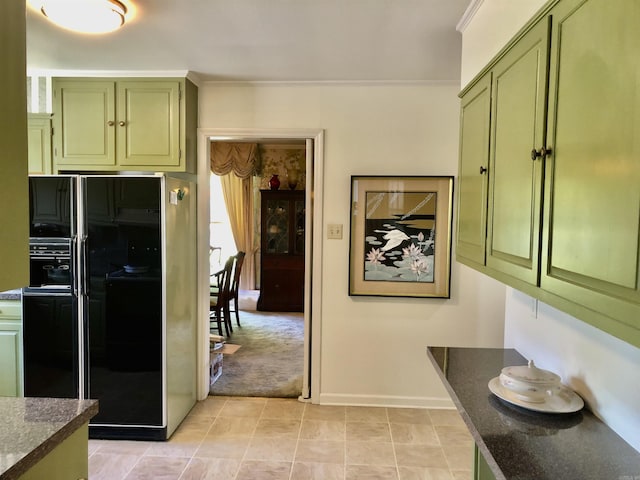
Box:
[199,82,506,408]
[462,0,640,452]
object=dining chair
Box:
[210,256,234,337]
[228,251,245,327]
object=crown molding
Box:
[456,0,484,33]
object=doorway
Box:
[196,129,324,403]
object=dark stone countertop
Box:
[0,290,21,301]
[0,397,98,479]
[427,346,640,480]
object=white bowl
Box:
[499,360,561,403]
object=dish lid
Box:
[501,360,560,385]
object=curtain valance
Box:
[210,142,260,179]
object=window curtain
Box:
[211,142,259,290]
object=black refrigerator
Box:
[22,174,194,440]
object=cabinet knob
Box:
[119,121,126,126]
[531,146,552,160]
[107,121,114,126]
[479,166,487,174]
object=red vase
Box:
[268,174,280,190]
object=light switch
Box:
[327,223,343,239]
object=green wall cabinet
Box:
[456,74,491,268]
[52,78,197,173]
[0,300,23,397]
[456,0,640,347]
[27,113,53,175]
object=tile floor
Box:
[88,396,474,480]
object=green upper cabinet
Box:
[456,0,640,347]
[456,74,492,269]
[27,113,53,175]
[540,0,640,343]
[52,78,197,173]
[485,18,550,285]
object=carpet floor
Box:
[209,309,304,398]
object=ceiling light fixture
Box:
[30,0,129,34]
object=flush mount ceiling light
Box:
[30,0,129,34]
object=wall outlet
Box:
[327,223,343,239]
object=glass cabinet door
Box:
[294,199,305,255]
[264,199,290,254]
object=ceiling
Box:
[25,0,471,84]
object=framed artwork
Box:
[349,175,454,298]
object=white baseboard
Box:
[317,393,455,409]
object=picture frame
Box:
[349,175,454,298]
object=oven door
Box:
[28,255,73,289]
[22,290,79,399]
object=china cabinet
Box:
[52,77,197,173]
[257,190,305,312]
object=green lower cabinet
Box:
[474,444,497,480]
[0,301,22,397]
[18,423,89,480]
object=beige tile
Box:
[427,410,465,427]
[290,461,346,480]
[92,439,152,455]
[254,417,301,438]
[245,437,298,462]
[345,464,399,479]
[390,423,440,445]
[441,445,474,472]
[88,440,101,455]
[346,441,395,466]
[188,397,227,418]
[346,406,388,423]
[174,415,215,435]
[398,466,453,480]
[235,460,292,480]
[145,435,201,458]
[434,425,473,448]
[179,457,241,480]
[304,404,346,421]
[295,439,346,464]
[451,470,473,480]
[89,452,140,480]
[207,416,259,438]
[388,408,432,425]
[123,455,189,479]
[394,444,449,468]
[346,422,392,442]
[300,419,346,441]
[262,398,306,419]
[195,436,251,459]
[218,397,267,417]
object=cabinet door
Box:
[27,114,52,175]
[474,445,497,480]
[541,0,640,340]
[485,18,549,285]
[0,315,22,397]
[456,75,492,267]
[117,81,181,167]
[53,80,116,167]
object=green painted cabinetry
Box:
[456,74,491,268]
[52,78,197,173]
[27,113,53,175]
[18,423,89,480]
[0,300,23,397]
[474,445,497,480]
[457,0,640,347]
[540,0,640,343]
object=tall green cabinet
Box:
[456,0,640,347]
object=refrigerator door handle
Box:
[71,235,79,297]
[80,234,90,296]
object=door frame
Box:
[196,128,324,402]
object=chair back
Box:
[230,251,245,296]
[213,256,234,302]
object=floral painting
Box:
[349,176,453,298]
[364,191,436,283]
